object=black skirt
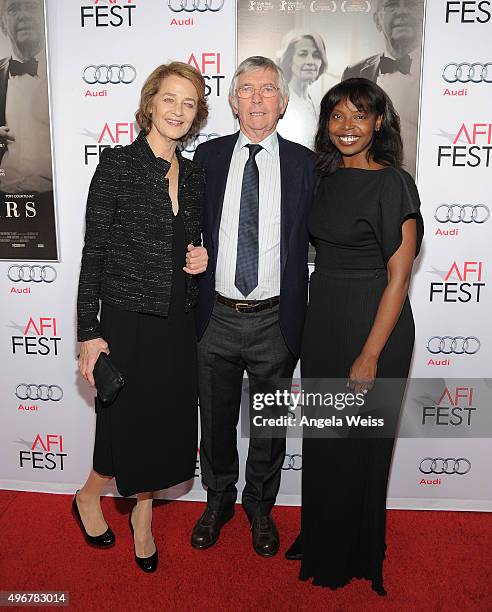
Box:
[92,212,198,496]
[299,268,415,593]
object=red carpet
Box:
[0,490,491,611]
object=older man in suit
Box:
[342,0,424,175]
[191,56,316,557]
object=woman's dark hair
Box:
[315,78,402,175]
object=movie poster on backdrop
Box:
[238,0,425,172]
[0,0,58,261]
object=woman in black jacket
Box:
[74,62,209,572]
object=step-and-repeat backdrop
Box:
[0,0,490,511]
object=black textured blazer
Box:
[77,129,205,342]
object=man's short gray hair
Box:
[228,56,289,101]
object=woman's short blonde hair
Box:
[135,62,208,138]
[277,32,328,83]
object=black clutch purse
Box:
[93,352,125,404]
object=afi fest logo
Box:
[83,122,136,164]
[186,52,224,97]
[445,1,492,23]
[81,0,137,28]
[437,123,492,167]
[18,434,67,471]
[429,261,485,303]
[11,317,61,356]
[422,385,476,427]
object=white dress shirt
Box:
[215,130,281,300]
[377,49,421,174]
[1,51,53,193]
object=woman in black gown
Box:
[286,78,423,594]
[74,63,209,572]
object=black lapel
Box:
[278,134,302,276]
[0,58,9,126]
[210,132,239,253]
[361,54,382,82]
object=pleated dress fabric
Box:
[92,212,198,497]
[299,167,423,593]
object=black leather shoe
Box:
[72,491,115,548]
[129,510,158,573]
[191,506,235,550]
[251,515,279,558]
[285,534,302,560]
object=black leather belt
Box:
[216,294,280,313]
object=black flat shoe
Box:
[129,509,158,573]
[72,491,115,548]
[285,533,302,560]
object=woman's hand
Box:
[348,353,378,395]
[183,244,208,275]
[78,337,109,387]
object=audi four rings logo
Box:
[8,265,56,283]
[442,62,492,83]
[419,457,471,475]
[282,454,302,471]
[427,336,480,355]
[83,64,136,85]
[434,204,490,224]
[168,0,225,12]
[15,384,63,402]
[183,133,220,153]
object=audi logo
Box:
[419,457,471,475]
[15,384,63,402]
[8,265,56,283]
[168,0,225,12]
[442,62,492,83]
[82,64,137,85]
[434,204,490,224]
[182,132,220,153]
[282,454,302,471]
[427,336,480,355]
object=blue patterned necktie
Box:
[235,143,262,297]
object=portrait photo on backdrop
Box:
[238,0,425,176]
[2,0,492,608]
[0,0,57,260]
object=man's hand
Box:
[183,244,208,275]
[0,126,15,149]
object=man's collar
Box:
[383,47,419,62]
[236,130,278,156]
